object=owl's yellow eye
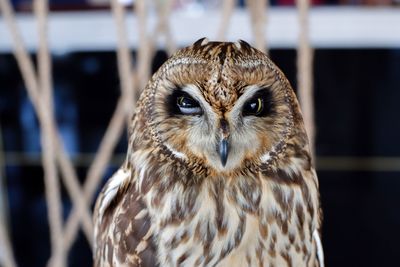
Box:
[243,97,264,116]
[177,96,193,107]
[176,94,202,115]
[168,89,203,116]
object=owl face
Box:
[141,39,296,174]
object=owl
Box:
[93,38,324,267]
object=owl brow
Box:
[235,84,248,97]
[255,86,275,102]
[234,59,264,68]
[241,85,272,100]
[165,57,208,69]
[251,86,272,97]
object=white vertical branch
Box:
[111,0,136,123]
[217,0,236,41]
[297,0,315,156]
[136,0,152,94]
[246,0,269,54]
[34,0,65,266]
[152,0,176,55]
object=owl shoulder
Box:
[93,166,157,266]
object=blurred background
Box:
[1,0,400,266]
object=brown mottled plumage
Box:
[93,39,324,267]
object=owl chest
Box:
[152,199,260,267]
[146,185,315,267]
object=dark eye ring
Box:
[176,95,202,115]
[243,97,264,116]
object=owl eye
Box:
[166,89,203,116]
[177,95,202,115]
[242,89,273,117]
[243,97,264,116]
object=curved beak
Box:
[219,138,229,167]
[218,118,230,167]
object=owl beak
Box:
[218,118,230,167]
[219,138,229,167]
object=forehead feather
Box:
[162,41,277,111]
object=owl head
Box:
[133,38,307,177]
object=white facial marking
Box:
[165,143,187,160]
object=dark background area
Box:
[1,48,400,266]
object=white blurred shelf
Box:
[1,7,400,52]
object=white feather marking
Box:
[234,40,241,49]
[260,151,271,163]
[98,168,130,222]
[135,240,148,254]
[200,38,209,46]
[138,166,147,191]
[313,230,325,267]
[235,59,264,68]
[134,209,148,220]
[168,57,207,68]
[165,143,187,160]
[142,225,154,241]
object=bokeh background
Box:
[1,0,400,266]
